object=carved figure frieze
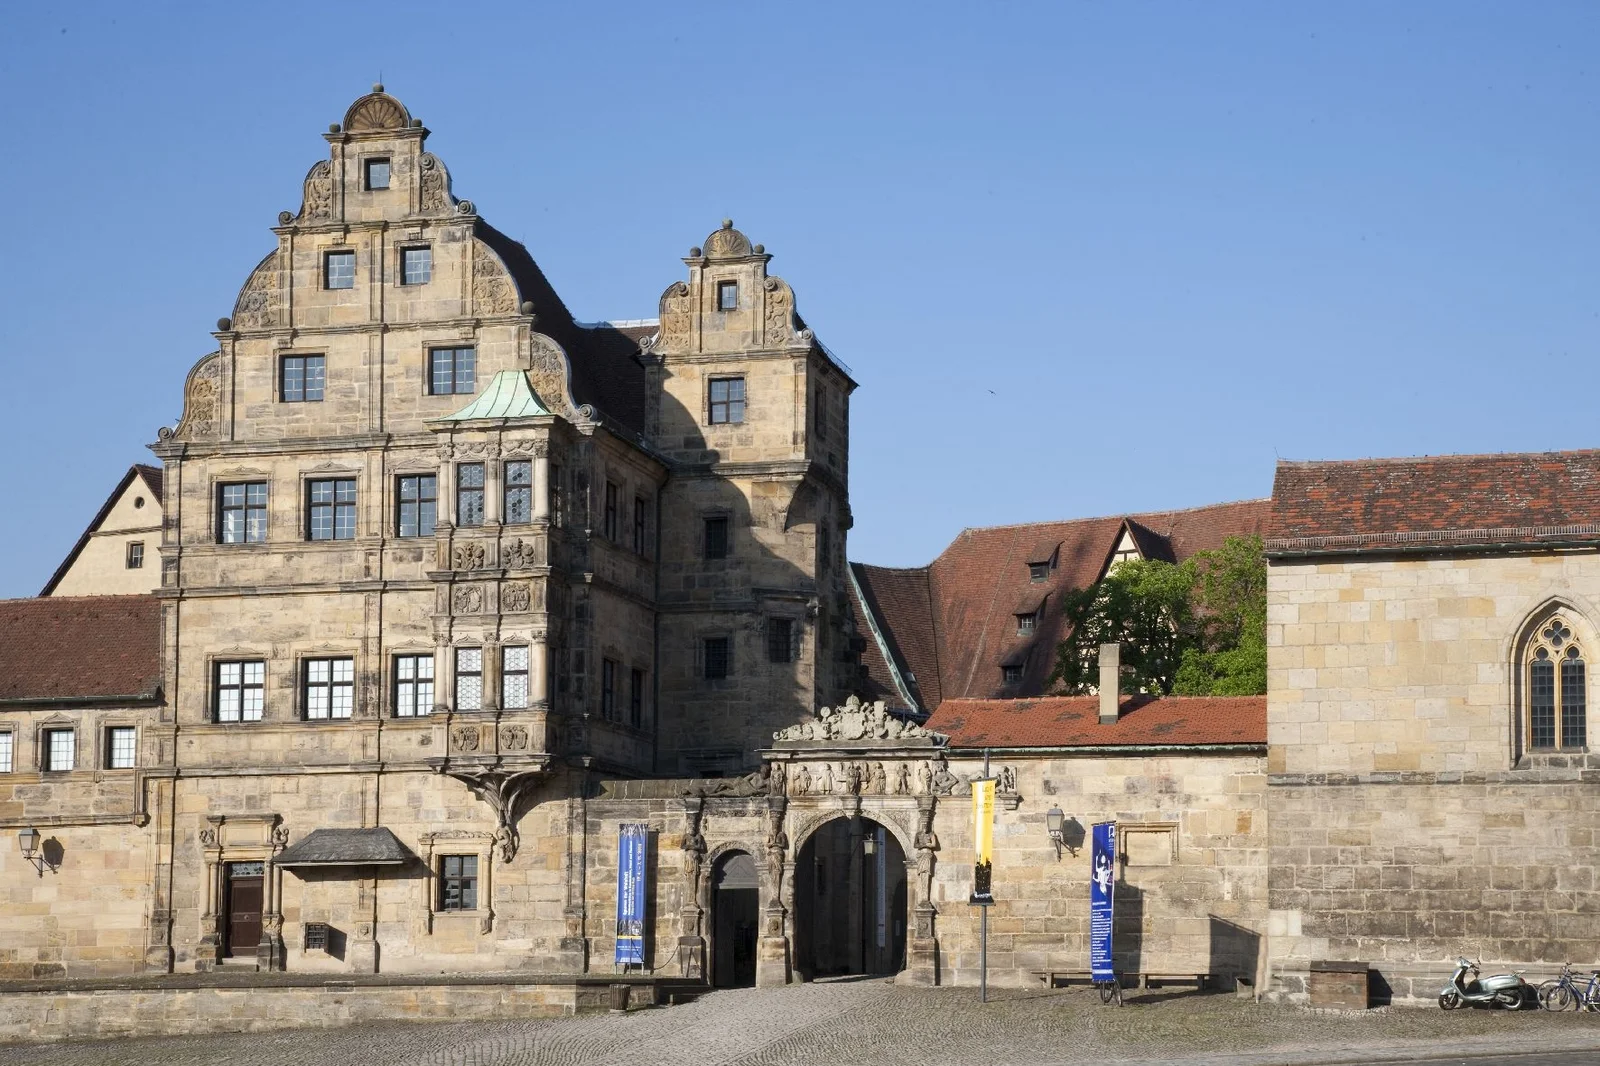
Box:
[688,762,773,798]
[452,543,486,571]
[472,240,518,316]
[794,765,812,795]
[503,539,538,570]
[270,824,289,847]
[452,584,484,614]
[772,694,946,745]
[868,762,887,795]
[894,763,911,795]
[502,581,531,612]
[928,753,961,797]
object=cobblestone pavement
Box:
[5,982,1600,1066]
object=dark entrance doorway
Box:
[711,851,759,988]
[224,861,265,959]
[794,817,907,979]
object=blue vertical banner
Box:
[615,823,648,967]
[1089,821,1116,982]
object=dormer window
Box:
[1002,664,1023,685]
[717,280,738,311]
[1027,540,1061,582]
[1016,612,1037,635]
[1029,563,1050,582]
[365,158,391,190]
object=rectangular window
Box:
[304,658,355,720]
[708,376,745,425]
[633,497,648,555]
[365,158,390,190]
[394,654,435,717]
[549,464,563,528]
[1017,613,1037,634]
[455,648,483,710]
[402,246,431,285]
[503,646,530,709]
[503,461,532,524]
[280,355,326,403]
[1002,664,1024,684]
[704,516,730,560]
[106,726,136,770]
[43,729,74,772]
[307,478,357,541]
[601,658,617,721]
[126,541,144,569]
[397,474,437,538]
[215,660,265,722]
[0,732,10,773]
[1563,654,1587,749]
[219,482,268,544]
[604,482,619,542]
[717,280,738,311]
[767,618,794,664]
[1029,563,1050,582]
[629,668,644,729]
[704,637,730,681]
[325,251,356,290]
[439,855,478,911]
[429,347,476,395]
[456,463,485,527]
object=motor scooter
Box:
[1439,957,1532,1009]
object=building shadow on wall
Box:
[1207,915,1261,991]
[1112,880,1143,979]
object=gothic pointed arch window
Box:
[1526,616,1587,750]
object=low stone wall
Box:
[0,974,690,1044]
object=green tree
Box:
[1050,535,1267,697]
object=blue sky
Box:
[2,2,1596,596]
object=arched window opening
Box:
[1527,618,1586,751]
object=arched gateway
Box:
[794,816,907,978]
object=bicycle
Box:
[1537,963,1600,1011]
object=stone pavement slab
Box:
[4,982,1600,1066]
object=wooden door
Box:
[225,864,264,958]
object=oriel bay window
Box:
[219,482,268,544]
[397,474,437,538]
[215,660,265,722]
[455,648,483,710]
[457,464,485,527]
[503,461,532,524]
[307,478,357,541]
[304,658,355,720]
[1529,618,1587,750]
[394,654,435,717]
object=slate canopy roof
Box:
[274,828,416,868]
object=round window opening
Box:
[134,497,145,509]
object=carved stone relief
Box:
[502,582,531,612]
[299,160,332,222]
[452,543,486,571]
[764,276,793,345]
[452,584,484,614]
[500,725,529,751]
[452,726,480,753]
[771,694,946,744]
[419,153,452,213]
[234,252,281,330]
[472,240,518,316]
[527,334,575,418]
[503,539,538,571]
[704,220,752,258]
[345,94,408,131]
[175,354,222,441]
[657,280,691,353]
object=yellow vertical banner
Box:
[971,777,996,904]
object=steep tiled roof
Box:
[40,464,164,597]
[925,695,1266,749]
[0,596,162,703]
[850,564,941,711]
[848,500,1268,712]
[1267,451,1600,556]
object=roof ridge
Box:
[948,497,1271,538]
[1276,448,1600,468]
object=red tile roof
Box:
[1267,450,1600,556]
[849,499,1269,712]
[850,563,943,711]
[925,695,1266,749]
[0,596,163,703]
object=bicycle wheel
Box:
[1541,981,1575,1011]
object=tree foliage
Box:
[1050,535,1267,697]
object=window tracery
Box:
[1527,617,1586,750]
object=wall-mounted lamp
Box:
[19,826,47,877]
[863,836,877,856]
[1043,806,1068,857]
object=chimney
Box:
[1098,643,1121,724]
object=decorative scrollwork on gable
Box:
[174,352,222,441]
[419,153,453,213]
[704,219,753,259]
[656,280,692,354]
[526,333,577,419]
[233,251,281,330]
[472,240,518,317]
[298,160,333,222]
[764,276,795,346]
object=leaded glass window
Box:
[308,478,357,541]
[395,654,434,717]
[504,461,532,524]
[216,660,265,722]
[503,646,529,709]
[455,648,483,710]
[457,464,485,527]
[304,658,354,720]
[1528,618,1586,750]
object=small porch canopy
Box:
[273,828,415,868]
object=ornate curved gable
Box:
[232,251,281,330]
[343,90,411,132]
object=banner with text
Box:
[1089,821,1116,981]
[615,822,648,966]
[971,777,996,905]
